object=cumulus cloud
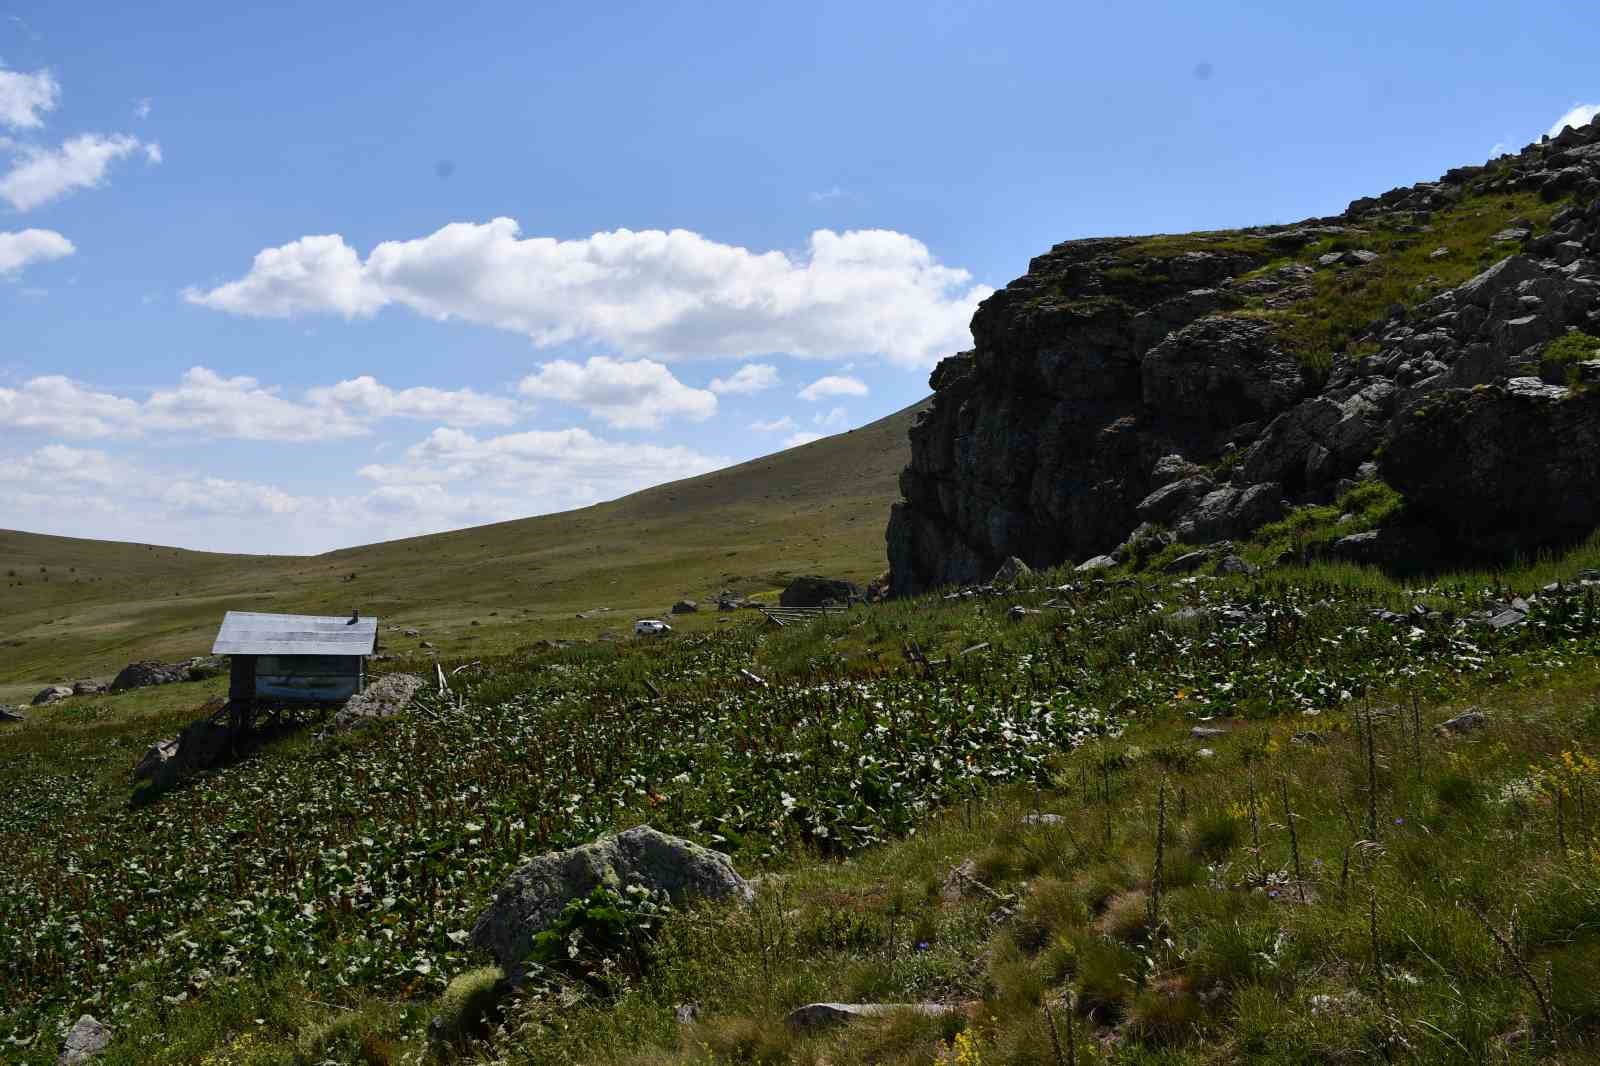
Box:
[0,227,73,275]
[0,375,140,437]
[750,415,797,432]
[797,374,868,401]
[0,443,125,486]
[187,221,990,368]
[709,362,779,395]
[0,132,160,211]
[1550,103,1600,138]
[0,67,59,130]
[812,405,849,430]
[518,356,716,429]
[185,234,385,317]
[0,367,521,441]
[306,375,518,426]
[362,425,725,490]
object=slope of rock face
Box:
[889,115,1600,592]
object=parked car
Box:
[633,619,673,636]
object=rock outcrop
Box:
[470,826,752,969]
[889,114,1600,591]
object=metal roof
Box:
[212,611,378,657]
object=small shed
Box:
[212,611,378,702]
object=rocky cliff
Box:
[889,115,1600,593]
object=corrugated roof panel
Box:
[212,611,378,656]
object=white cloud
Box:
[797,374,868,401]
[306,375,518,427]
[0,443,125,486]
[0,375,140,436]
[809,186,849,204]
[360,425,728,506]
[750,415,797,432]
[709,362,779,395]
[0,67,58,130]
[518,356,716,429]
[0,227,73,275]
[812,405,849,429]
[782,431,825,448]
[134,97,152,120]
[139,367,368,441]
[0,368,525,441]
[184,233,385,317]
[0,132,158,211]
[187,221,990,368]
[1550,103,1600,138]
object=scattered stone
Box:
[403,628,421,638]
[1435,711,1488,736]
[992,556,1033,585]
[670,600,698,614]
[940,859,980,903]
[1486,608,1528,630]
[419,641,436,649]
[0,705,24,722]
[58,1014,111,1065]
[1317,251,1346,267]
[1428,246,1453,260]
[1490,226,1531,242]
[470,826,753,970]
[1291,731,1328,746]
[780,575,862,608]
[1190,725,1230,739]
[1346,249,1382,265]
[31,685,72,706]
[1022,813,1065,826]
[1164,550,1211,575]
[1217,554,1258,576]
[1196,747,1216,758]
[1007,605,1039,622]
[674,1003,699,1025]
[785,1002,961,1031]
[1075,554,1118,573]
[71,679,107,696]
[133,737,180,782]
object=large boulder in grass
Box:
[58,1014,111,1064]
[470,826,752,969]
[779,575,861,608]
[110,660,189,692]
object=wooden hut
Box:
[212,611,378,702]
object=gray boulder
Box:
[779,575,861,608]
[110,660,188,692]
[0,705,24,722]
[32,685,72,706]
[72,679,107,696]
[58,1015,111,1065]
[470,826,753,969]
[670,600,699,614]
[1075,554,1118,573]
[992,556,1032,585]
[785,1002,960,1031]
[331,674,424,732]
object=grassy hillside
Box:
[0,400,921,701]
[10,548,1600,1063]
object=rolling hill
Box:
[0,400,923,699]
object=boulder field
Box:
[889,114,1600,593]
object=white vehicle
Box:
[633,619,673,636]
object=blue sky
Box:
[1,0,1595,553]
